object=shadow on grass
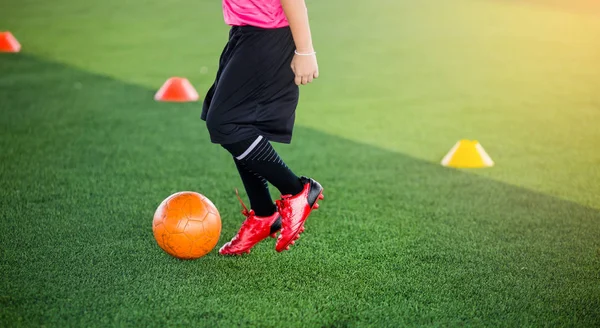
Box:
[1,55,599,327]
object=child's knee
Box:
[206,112,235,140]
[205,113,223,135]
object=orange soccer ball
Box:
[152,191,221,260]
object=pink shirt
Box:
[223,0,289,29]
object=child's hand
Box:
[291,53,319,86]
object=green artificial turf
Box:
[1,0,599,327]
[2,0,599,207]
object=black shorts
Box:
[201,25,299,145]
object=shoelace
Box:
[276,195,293,218]
[235,189,255,218]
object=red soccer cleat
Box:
[275,177,324,252]
[219,191,281,256]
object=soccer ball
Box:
[152,191,221,260]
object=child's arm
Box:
[281,0,319,86]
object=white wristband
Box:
[294,50,316,56]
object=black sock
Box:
[223,136,304,196]
[234,161,277,217]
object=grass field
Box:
[1,0,599,326]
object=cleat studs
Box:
[270,233,277,238]
[314,203,320,209]
[285,246,290,251]
[318,194,324,200]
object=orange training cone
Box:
[441,140,494,168]
[154,77,199,102]
[0,32,21,53]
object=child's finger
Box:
[301,76,309,85]
[313,70,319,79]
[307,75,313,83]
[295,75,302,86]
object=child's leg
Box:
[222,136,303,197]
[218,146,284,256]
[234,161,277,217]
[221,135,323,254]
[223,136,324,253]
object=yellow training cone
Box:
[441,140,494,168]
